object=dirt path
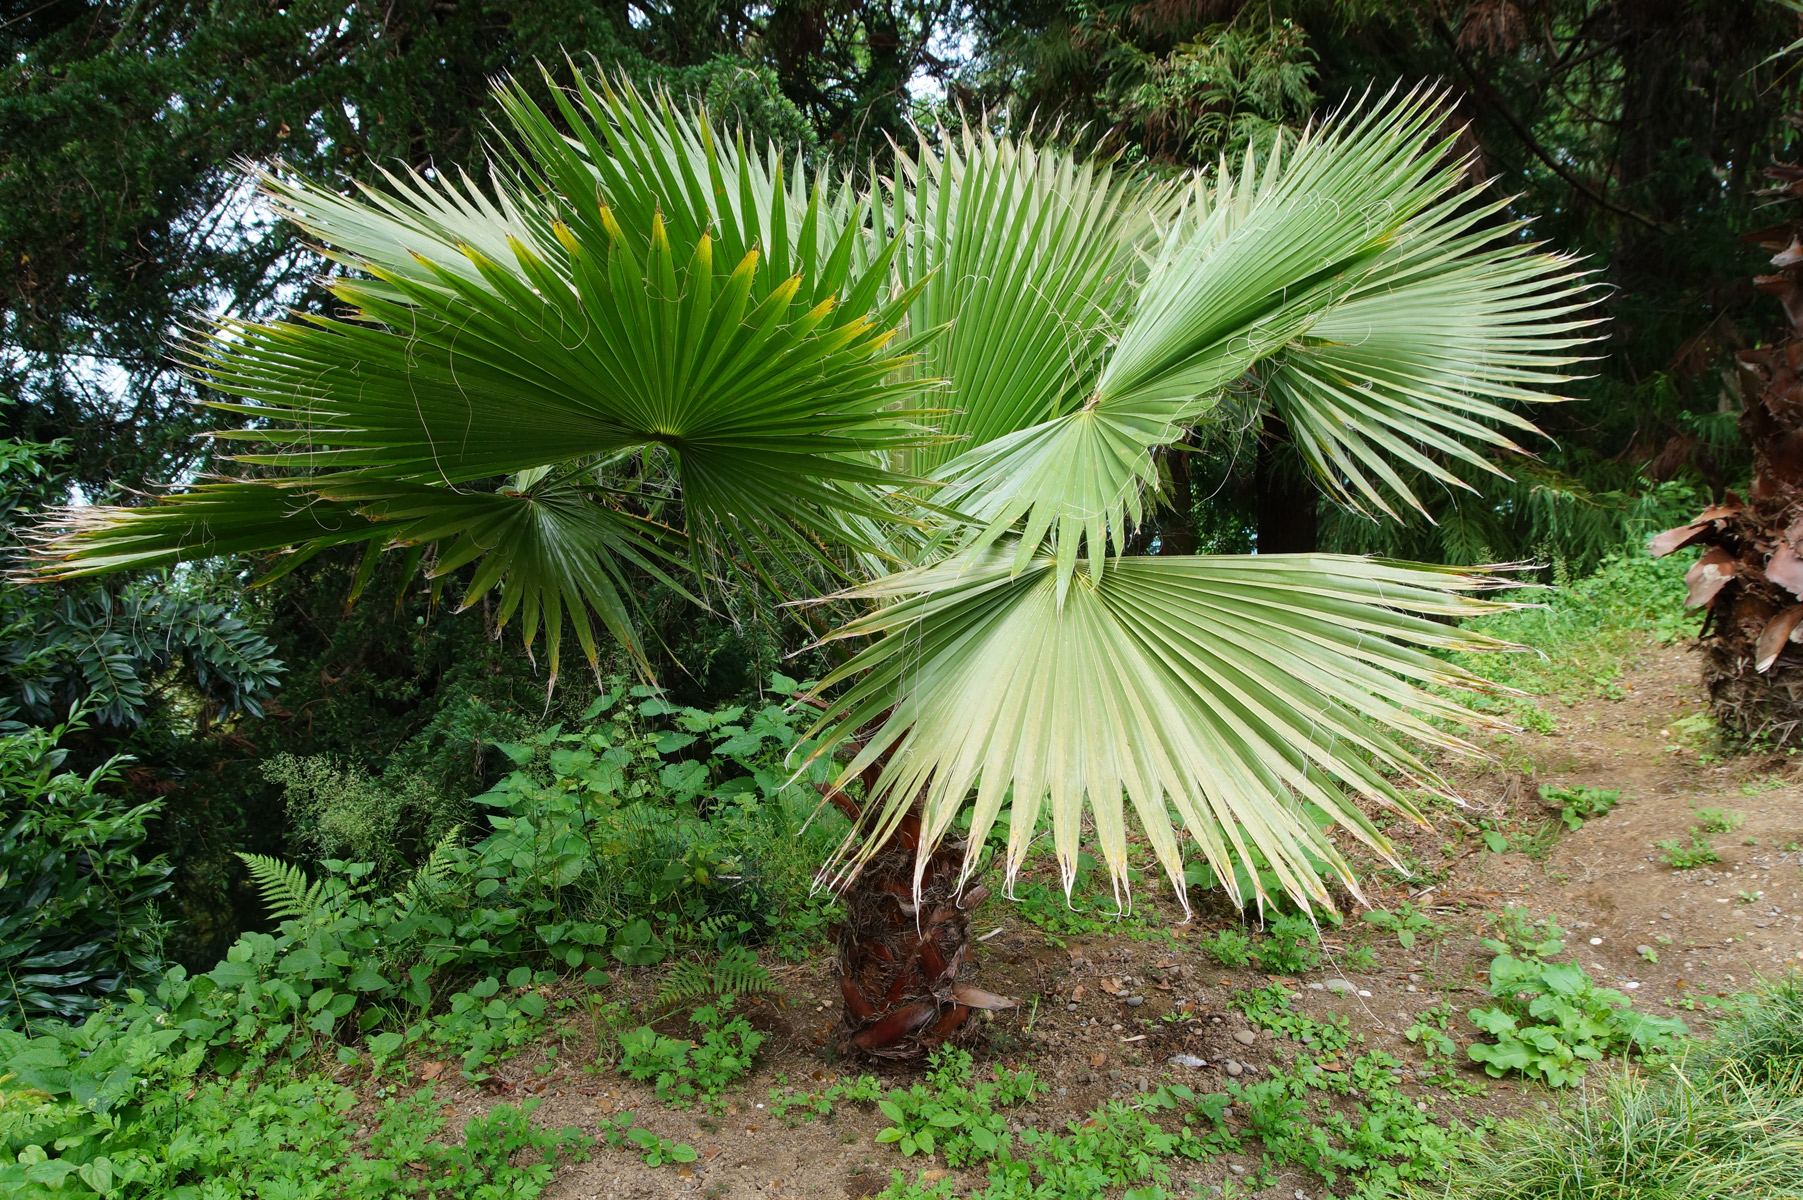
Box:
[412,640,1803,1199]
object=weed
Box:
[1466,953,1687,1086]
[1695,807,1746,834]
[1655,829,1720,869]
[874,1048,1039,1165]
[1248,914,1322,975]
[616,995,765,1109]
[1361,903,1437,950]
[1404,1002,1482,1094]
[597,1113,699,1167]
[1489,906,1567,957]
[766,1073,882,1125]
[1538,784,1619,830]
[1197,927,1253,968]
[1235,985,1353,1054]
[1428,977,1803,1198]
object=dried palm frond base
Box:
[833,814,1016,1061]
[1702,638,1803,747]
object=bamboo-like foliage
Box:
[32,71,1594,914]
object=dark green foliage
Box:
[0,439,283,732]
[0,719,170,1027]
[0,2,823,499]
[3,683,846,1077]
[0,1013,589,1198]
[1,586,283,731]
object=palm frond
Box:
[932,87,1472,587]
[201,78,936,560]
[1260,192,1600,519]
[800,546,1524,916]
[35,474,690,681]
[880,127,1164,476]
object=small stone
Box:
[1636,944,1653,956]
[1057,1087,1069,1096]
[1296,1191,1310,1200]
[1108,1068,1123,1080]
[1111,1022,1125,1032]
[1307,982,1325,990]
[1589,937,1603,946]
[1322,978,1355,994]
[1169,1053,1207,1068]
[1407,973,1422,983]
[1233,1029,1256,1045]
[1225,1060,1244,1077]
[1357,989,1372,997]
[1125,995,1144,1008]
[1660,913,1673,920]
[1067,1003,1077,1011]
[1229,1165,1248,1176]
[1405,985,1419,993]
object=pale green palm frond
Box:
[934,87,1468,588]
[881,126,1166,476]
[1260,192,1601,519]
[801,547,1522,916]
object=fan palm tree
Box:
[31,68,1592,1057]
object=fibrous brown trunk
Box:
[1651,149,1803,743]
[816,779,1014,1061]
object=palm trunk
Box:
[1652,149,1803,742]
[818,773,1010,1060]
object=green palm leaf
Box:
[35,473,689,679]
[200,78,937,563]
[879,127,1164,476]
[801,547,1521,915]
[1260,194,1599,519]
[933,88,1483,585]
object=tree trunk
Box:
[1651,147,1803,743]
[1255,410,1317,553]
[816,775,1013,1061]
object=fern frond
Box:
[392,826,462,910]
[235,851,325,922]
[655,946,774,1008]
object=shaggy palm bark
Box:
[817,775,1015,1060]
[1652,153,1803,742]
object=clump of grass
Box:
[1419,976,1803,1199]
[1452,549,1695,708]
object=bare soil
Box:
[399,640,1803,1199]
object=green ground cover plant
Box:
[0,1019,590,1198]
[616,995,765,1109]
[1452,549,1693,717]
[1421,976,1803,1199]
[0,717,172,1025]
[1464,912,1687,1087]
[1360,903,1438,949]
[879,992,1475,1200]
[1539,784,1619,831]
[1656,827,1723,869]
